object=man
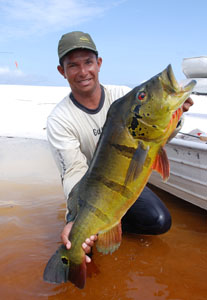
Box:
[47,31,193,263]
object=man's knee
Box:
[122,186,172,235]
[122,210,171,235]
[155,210,172,234]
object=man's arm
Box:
[47,116,96,259]
[47,116,88,197]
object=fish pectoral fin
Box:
[96,222,122,255]
[152,147,169,181]
[125,142,149,185]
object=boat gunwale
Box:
[169,137,207,150]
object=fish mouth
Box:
[160,64,196,110]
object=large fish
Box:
[43,65,196,289]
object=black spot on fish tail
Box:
[62,256,69,265]
[95,174,133,199]
[110,143,137,159]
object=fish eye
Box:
[137,91,146,101]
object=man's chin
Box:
[72,81,100,98]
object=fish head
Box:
[125,64,196,140]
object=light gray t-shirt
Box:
[47,84,131,198]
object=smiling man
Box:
[47,31,193,263]
[57,47,102,108]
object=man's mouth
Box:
[78,78,92,85]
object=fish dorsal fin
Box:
[152,147,169,181]
[96,222,122,255]
[125,142,149,185]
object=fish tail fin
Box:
[68,258,87,289]
[43,244,70,284]
[43,244,87,289]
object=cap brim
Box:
[59,46,98,60]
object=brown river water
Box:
[0,138,207,300]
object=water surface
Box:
[0,138,206,300]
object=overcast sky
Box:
[0,0,206,87]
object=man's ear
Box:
[97,57,102,72]
[57,65,66,78]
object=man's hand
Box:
[61,222,97,263]
[182,97,194,112]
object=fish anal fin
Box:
[96,222,122,255]
[69,257,87,289]
[152,147,169,181]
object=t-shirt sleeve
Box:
[47,115,88,199]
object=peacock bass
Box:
[43,65,196,289]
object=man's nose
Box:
[79,66,87,76]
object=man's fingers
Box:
[86,255,91,263]
[90,235,98,241]
[183,97,194,112]
[85,235,97,245]
[61,223,97,256]
[85,238,94,247]
[61,233,71,249]
[65,241,71,250]
[83,234,97,249]
[61,222,73,248]
[82,242,91,254]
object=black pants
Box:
[122,186,171,235]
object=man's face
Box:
[59,49,102,96]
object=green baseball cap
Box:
[58,31,98,60]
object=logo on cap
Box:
[80,36,91,43]
[80,36,88,41]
